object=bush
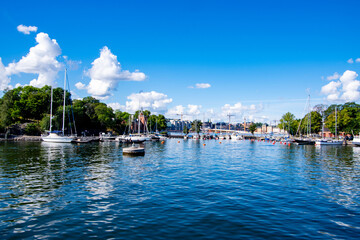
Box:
[25,123,41,136]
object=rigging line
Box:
[66,71,77,136]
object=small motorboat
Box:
[123,143,145,155]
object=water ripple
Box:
[1,140,360,239]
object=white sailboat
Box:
[315,106,343,146]
[42,69,75,143]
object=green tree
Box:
[183,125,189,134]
[191,120,202,133]
[298,111,322,135]
[325,103,360,134]
[278,112,299,135]
[25,123,41,136]
[148,115,158,132]
[95,103,115,130]
[156,114,167,131]
[114,111,131,134]
[249,123,257,135]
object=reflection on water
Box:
[0,140,360,239]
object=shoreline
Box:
[0,135,42,141]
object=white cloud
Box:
[321,70,360,102]
[120,91,172,114]
[221,102,263,114]
[321,81,341,95]
[108,102,126,111]
[166,104,202,118]
[347,58,354,64]
[356,58,360,63]
[188,83,211,89]
[326,72,340,81]
[5,32,62,87]
[0,58,11,90]
[84,46,146,99]
[17,24,38,35]
[75,82,87,90]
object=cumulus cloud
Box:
[80,46,146,99]
[17,24,38,34]
[75,82,87,90]
[321,70,360,102]
[347,58,354,64]
[112,91,172,114]
[167,104,202,118]
[221,102,263,115]
[5,32,62,87]
[321,81,341,95]
[327,72,340,81]
[108,102,125,111]
[188,83,211,89]
[356,58,360,63]
[0,58,11,90]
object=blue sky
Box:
[1,0,360,123]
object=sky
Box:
[1,0,360,124]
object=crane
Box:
[227,113,235,130]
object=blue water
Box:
[0,139,360,239]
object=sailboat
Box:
[294,94,315,145]
[315,106,343,146]
[42,69,76,143]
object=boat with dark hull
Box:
[294,138,315,145]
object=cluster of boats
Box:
[183,133,243,140]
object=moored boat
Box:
[123,143,145,155]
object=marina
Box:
[1,139,360,239]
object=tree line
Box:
[0,86,167,135]
[278,102,360,136]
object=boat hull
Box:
[315,140,343,145]
[42,136,74,143]
[294,139,315,145]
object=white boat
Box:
[99,132,116,141]
[42,69,76,143]
[315,106,342,146]
[193,134,200,140]
[42,132,74,143]
[231,133,242,140]
[352,136,360,146]
[125,134,147,143]
[315,139,343,145]
[123,143,145,155]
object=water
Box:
[1,139,360,239]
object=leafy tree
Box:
[114,111,131,134]
[325,103,360,134]
[148,115,158,132]
[298,111,322,135]
[191,120,202,133]
[156,114,167,131]
[25,123,41,136]
[95,103,115,130]
[278,112,299,135]
[249,123,257,135]
[183,125,189,134]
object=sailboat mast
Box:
[49,86,53,132]
[62,69,67,135]
[138,111,141,134]
[335,106,337,139]
[322,112,325,139]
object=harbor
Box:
[1,139,360,239]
